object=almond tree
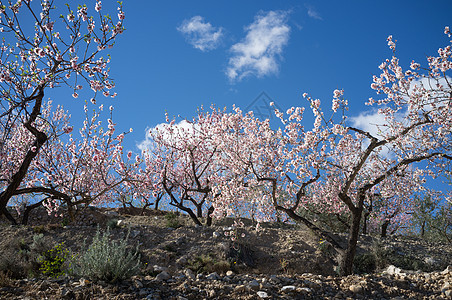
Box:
[208,27,452,275]
[0,0,125,224]
[142,108,226,226]
[2,102,135,224]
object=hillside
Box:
[0,207,451,299]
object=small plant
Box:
[0,270,12,287]
[106,218,120,229]
[279,257,289,274]
[33,225,46,234]
[61,217,70,227]
[165,212,181,228]
[188,253,231,274]
[70,227,141,283]
[38,242,69,278]
[353,253,376,274]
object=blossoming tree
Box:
[203,27,452,275]
[1,101,137,225]
[142,108,229,226]
[0,0,125,223]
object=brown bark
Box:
[0,88,47,225]
[340,207,363,275]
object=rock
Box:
[226,270,234,276]
[349,284,363,294]
[298,287,312,293]
[442,282,450,292]
[184,269,196,281]
[303,279,320,289]
[384,265,404,276]
[248,279,260,290]
[257,291,269,298]
[281,285,296,293]
[212,231,221,238]
[176,256,187,266]
[133,279,143,289]
[444,290,452,297]
[424,257,436,265]
[206,272,220,280]
[79,278,89,286]
[153,265,168,273]
[234,285,247,293]
[269,275,280,283]
[61,288,75,299]
[155,271,171,281]
[442,266,452,275]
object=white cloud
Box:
[305,5,322,20]
[137,120,196,152]
[350,110,388,139]
[226,11,290,82]
[177,16,224,52]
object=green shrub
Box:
[164,212,181,228]
[0,233,55,279]
[71,227,141,283]
[188,253,231,274]
[354,253,376,274]
[106,218,120,229]
[38,242,69,278]
[0,270,12,287]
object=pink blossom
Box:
[95,1,102,12]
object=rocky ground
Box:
[0,206,451,299]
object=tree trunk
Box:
[0,206,17,225]
[0,88,46,225]
[340,209,362,275]
[362,211,370,235]
[381,220,390,238]
[21,200,45,225]
[421,220,425,237]
[275,205,345,254]
[196,203,203,218]
[206,205,214,226]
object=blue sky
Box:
[55,1,451,173]
[92,0,452,151]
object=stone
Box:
[298,287,312,293]
[385,265,403,276]
[226,270,234,276]
[234,285,247,292]
[155,271,171,281]
[424,257,436,265]
[133,279,143,289]
[206,272,220,280]
[176,256,187,266]
[442,282,450,292]
[349,284,363,294]
[153,265,168,273]
[248,279,260,290]
[79,278,89,287]
[442,266,452,275]
[281,285,296,293]
[304,279,320,289]
[184,269,196,281]
[257,291,269,298]
[212,231,221,238]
